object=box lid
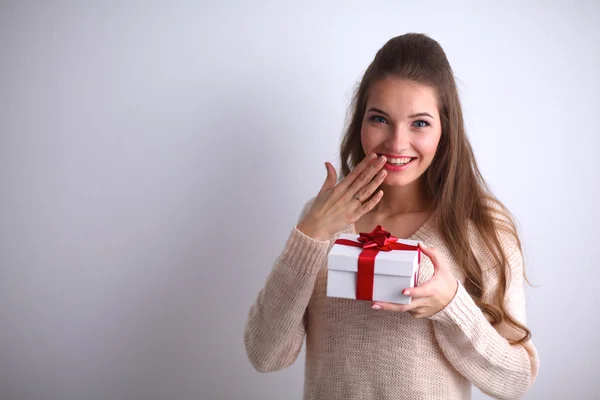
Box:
[327,233,420,277]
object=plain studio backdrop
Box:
[1,1,599,399]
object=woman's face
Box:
[361,78,442,188]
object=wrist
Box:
[443,279,460,308]
[296,222,327,241]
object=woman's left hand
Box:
[371,243,459,318]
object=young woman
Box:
[244,33,539,400]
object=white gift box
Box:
[327,233,421,305]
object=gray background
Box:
[1,1,599,399]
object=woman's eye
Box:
[370,115,388,124]
[413,120,430,128]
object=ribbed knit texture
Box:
[244,199,539,400]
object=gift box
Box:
[327,225,421,305]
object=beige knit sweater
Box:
[244,199,539,400]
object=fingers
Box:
[352,189,383,220]
[345,155,387,201]
[346,158,387,220]
[319,162,338,195]
[402,282,435,299]
[354,168,387,203]
[371,300,430,318]
[336,152,378,192]
[371,298,425,312]
[372,302,414,312]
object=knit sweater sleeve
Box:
[427,229,540,399]
[244,198,331,373]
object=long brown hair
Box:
[340,33,531,345]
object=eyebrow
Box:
[366,108,435,119]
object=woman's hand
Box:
[297,153,388,241]
[372,243,459,318]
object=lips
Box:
[377,153,417,166]
[386,157,414,166]
[379,154,417,172]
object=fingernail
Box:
[370,152,377,159]
[372,304,381,310]
[419,242,427,248]
[403,290,410,296]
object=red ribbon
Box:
[334,225,421,301]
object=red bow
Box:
[357,225,398,250]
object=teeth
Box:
[387,157,413,165]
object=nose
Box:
[387,124,411,151]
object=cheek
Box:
[416,133,441,160]
[360,124,379,151]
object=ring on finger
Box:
[353,193,361,202]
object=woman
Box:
[244,33,539,400]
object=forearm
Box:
[244,227,330,372]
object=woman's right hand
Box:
[297,153,388,241]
